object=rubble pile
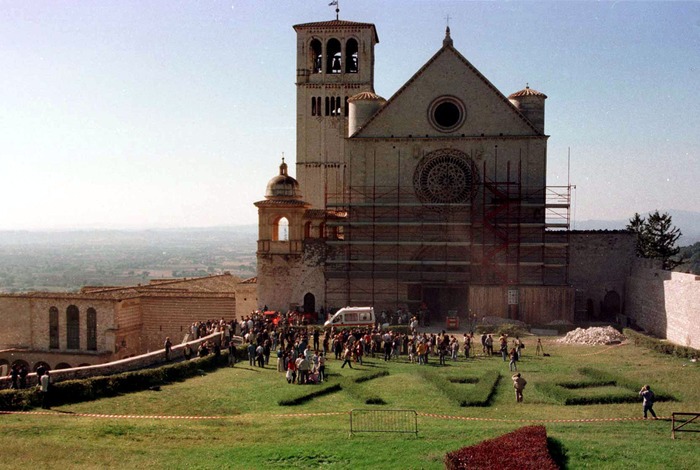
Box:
[557,326,626,345]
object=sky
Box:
[1,1,698,230]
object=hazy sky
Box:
[1,1,698,230]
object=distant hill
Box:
[573,209,700,246]
[0,225,259,246]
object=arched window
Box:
[33,361,50,373]
[87,307,97,351]
[310,38,322,73]
[325,96,330,116]
[326,38,342,74]
[66,305,80,349]
[49,306,59,349]
[311,97,317,116]
[316,97,322,116]
[319,222,326,239]
[273,217,289,242]
[304,221,312,239]
[345,96,349,117]
[345,38,358,73]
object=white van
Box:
[324,306,377,328]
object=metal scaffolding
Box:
[322,159,571,314]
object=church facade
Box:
[255,18,578,324]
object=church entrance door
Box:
[303,293,316,314]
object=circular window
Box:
[428,96,465,132]
[413,149,479,205]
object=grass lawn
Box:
[1,337,698,469]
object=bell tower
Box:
[293,19,379,208]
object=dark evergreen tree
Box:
[626,211,683,270]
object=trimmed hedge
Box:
[420,369,500,407]
[0,354,224,411]
[277,383,342,406]
[278,369,390,406]
[445,425,558,470]
[624,328,699,359]
[536,367,677,406]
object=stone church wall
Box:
[626,262,700,350]
[257,255,324,313]
[568,231,636,320]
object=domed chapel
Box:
[254,14,622,325]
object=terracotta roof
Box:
[0,273,241,300]
[254,199,310,207]
[293,20,379,43]
[508,86,547,99]
[348,91,385,102]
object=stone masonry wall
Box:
[568,231,636,320]
[626,261,700,350]
[0,331,224,390]
[139,296,236,353]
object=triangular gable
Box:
[353,44,541,138]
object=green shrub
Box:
[420,368,500,407]
[579,367,676,402]
[558,379,615,389]
[0,354,228,411]
[353,370,389,384]
[278,383,342,406]
[623,329,699,359]
[537,368,678,406]
[536,382,574,405]
[0,388,38,410]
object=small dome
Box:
[265,158,302,199]
[508,85,547,99]
[348,91,385,102]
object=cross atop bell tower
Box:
[292,19,379,209]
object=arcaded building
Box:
[0,274,251,372]
[256,17,577,324]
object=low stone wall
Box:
[0,331,225,390]
[626,262,700,350]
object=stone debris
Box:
[557,326,626,345]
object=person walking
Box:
[535,338,544,356]
[164,337,172,361]
[341,345,354,368]
[509,347,518,372]
[639,385,658,419]
[512,373,527,403]
[39,370,51,409]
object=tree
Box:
[627,211,683,270]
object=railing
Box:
[672,412,700,439]
[350,409,418,436]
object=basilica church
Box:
[254,17,596,324]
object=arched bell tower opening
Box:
[293,19,379,209]
[310,38,322,73]
[345,38,358,73]
[326,38,342,74]
[274,217,290,241]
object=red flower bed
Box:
[444,425,559,470]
